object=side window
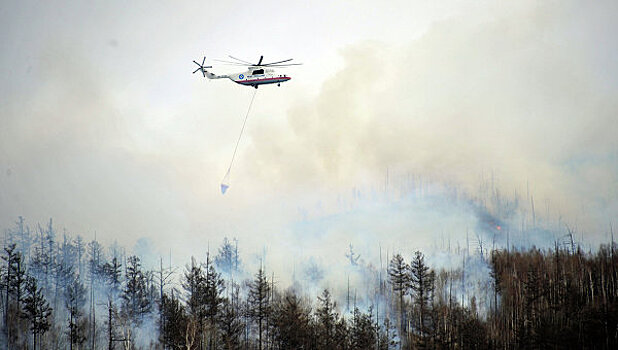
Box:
[252,69,264,75]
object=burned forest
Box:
[0,216,616,349]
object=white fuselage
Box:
[206,67,291,88]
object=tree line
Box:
[1,216,617,349]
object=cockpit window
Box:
[252,69,264,75]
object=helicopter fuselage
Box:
[229,67,291,88]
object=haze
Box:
[1,0,617,276]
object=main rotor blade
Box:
[214,59,249,66]
[263,63,303,67]
[261,58,293,65]
[228,55,254,65]
[257,55,264,65]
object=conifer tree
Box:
[215,237,241,275]
[102,256,123,296]
[378,317,399,350]
[316,289,338,349]
[410,251,435,345]
[388,253,409,333]
[65,274,87,350]
[22,276,52,350]
[3,243,27,348]
[350,307,375,350]
[160,292,187,349]
[248,267,270,350]
[334,316,349,350]
[183,257,207,349]
[121,255,151,323]
[273,290,312,349]
[204,255,225,349]
[218,295,243,350]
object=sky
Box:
[1,1,617,281]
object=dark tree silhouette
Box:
[218,297,243,350]
[350,307,375,350]
[316,289,338,349]
[409,250,435,346]
[65,274,87,350]
[121,256,151,323]
[102,256,122,296]
[204,255,225,349]
[273,289,312,349]
[22,276,52,350]
[160,291,187,349]
[248,267,271,350]
[3,216,618,349]
[183,257,208,349]
[3,243,27,348]
[388,253,409,334]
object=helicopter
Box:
[192,55,301,89]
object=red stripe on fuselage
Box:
[237,77,291,85]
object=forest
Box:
[1,216,617,349]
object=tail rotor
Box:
[192,56,212,77]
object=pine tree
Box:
[121,255,151,323]
[218,286,243,350]
[334,316,349,350]
[54,247,75,313]
[87,238,106,284]
[29,230,51,291]
[410,251,435,346]
[378,317,399,350]
[3,243,27,348]
[350,307,375,350]
[316,289,338,349]
[65,274,87,350]
[273,290,312,349]
[204,255,225,349]
[215,237,241,275]
[160,292,187,349]
[248,267,271,350]
[183,257,207,349]
[22,276,52,350]
[388,253,409,333]
[102,256,122,296]
[5,244,27,303]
